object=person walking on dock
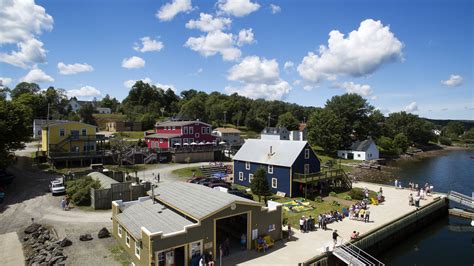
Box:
[332,230,339,247]
[394,179,398,188]
[364,210,370,222]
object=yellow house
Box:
[42,121,97,153]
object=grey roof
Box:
[116,199,195,239]
[156,120,211,127]
[261,127,288,135]
[145,133,182,139]
[87,172,118,189]
[153,182,261,220]
[350,139,375,152]
[233,139,308,167]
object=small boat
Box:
[469,156,474,159]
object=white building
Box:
[67,98,111,114]
[337,139,379,161]
[212,127,243,147]
[95,107,111,114]
[289,123,307,141]
[261,127,290,140]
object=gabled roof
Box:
[233,139,309,167]
[87,172,118,189]
[155,120,211,127]
[116,199,195,239]
[214,127,242,134]
[261,127,288,135]
[41,121,96,128]
[145,133,181,139]
[350,139,376,152]
[153,182,262,220]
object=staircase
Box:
[333,242,384,266]
[144,153,157,164]
[447,191,473,209]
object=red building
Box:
[145,120,218,149]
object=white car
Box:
[50,179,66,195]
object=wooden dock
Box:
[449,208,474,219]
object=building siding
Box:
[41,122,97,152]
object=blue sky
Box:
[0,0,472,119]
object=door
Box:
[304,164,310,174]
[165,250,174,266]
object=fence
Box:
[91,181,151,210]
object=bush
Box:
[314,196,323,203]
[66,177,101,206]
[282,215,288,226]
[439,136,452,146]
[348,188,366,200]
[329,191,337,197]
[344,195,352,201]
[331,200,340,206]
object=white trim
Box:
[272,178,278,188]
[268,165,273,174]
[189,127,194,134]
[125,232,130,247]
[239,172,243,181]
[245,161,250,170]
[117,225,122,238]
[249,174,254,183]
[304,148,310,159]
[135,241,141,259]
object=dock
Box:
[449,208,474,220]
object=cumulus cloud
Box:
[225,56,291,100]
[0,38,47,68]
[133,37,164,53]
[284,61,294,72]
[20,68,54,83]
[0,77,13,87]
[334,81,373,97]
[297,19,403,83]
[441,74,463,87]
[269,4,281,14]
[57,62,93,75]
[405,102,418,113]
[186,13,232,32]
[217,0,260,17]
[237,28,255,46]
[156,0,193,21]
[66,86,102,100]
[155,83,176,92]
[122,56,146,69]
[123,78,153,88]
[185,30,242,61]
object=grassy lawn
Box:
[171,166,204,179]
[114,131,147,139]
[104,164,155,173]
[109,244,131,266]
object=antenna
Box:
[267,113,271,127]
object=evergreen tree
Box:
[250,168,272,202]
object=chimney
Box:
[270,145,272,155]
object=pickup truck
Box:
[50,179,66,195]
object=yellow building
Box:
[42,121,98,154]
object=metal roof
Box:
[116,199,195,239]
[261,127,288,135]
[144,133,182,139]
[87,172,118,189]
[153,182,262,220]
[156,120,211,127]
[233,139,308,167]
[350,139,375,152]
[213,127,242,134]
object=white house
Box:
[95,107,111,114]
[212,127,243,147]
[67,98,111,114]
[338,139,379,161]
[261,127,290,140]
[289,123,307,141]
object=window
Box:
[268,165,273,174]
[195,133,200,138]
[202,127,206,134]
[135,242,141,259]
[184,127,188,134]
[81,129,87,136]
[59,128,65,136]
[159,139,163,143]
[304,148,310,159]
[189,138,194,143]
[357,154,361,158]
[189,127,194,134]
[172,126,175,130]
[118,225,122,237]
[249,174,254,183]
[125,232,130,247]
[245,162,250,170]
[272,178,277,188]
[239,172,243,181]
[304,164,310,174]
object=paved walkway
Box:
[224,182,441,265]
[0,232,25,266]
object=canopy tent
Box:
[212,172,227,179]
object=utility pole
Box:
[267,113,271,128]
[160,107,165,118]
[223,111,227,127]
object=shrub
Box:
[439,136,452,146]
[331,200,340,206]
[344,195,352,201]
[329,191,337,197]
[66,177,101,206]
[314,196,323,203]
[282,215,288,226]
[348,188,366,200]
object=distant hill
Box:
[424,118,474,130]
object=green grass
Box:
[109,244,131,266]
[171,166,204,179]
[114,131,147,139]
[104,164,154,173]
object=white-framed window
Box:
[160,139,163,143]
[172,126,175,130]
[125,232,130,247]
[195,133,200,138]
[184,127,189,134]
[189,127,194,134]
[272,178,278,188]
[81,129,87,136]
[304,148,310,159]
[239,172,243,181]
[189,138,194,143]
[304,164,310,174]
[202,127,206,134]
[135,242,141,259]
[118,225,122,237]
[59,128,65,136]
[268,165,273,174]
[249,174,254,183]
[245,162,250,170]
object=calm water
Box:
[378,150,474,265]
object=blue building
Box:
[233,139,320,197]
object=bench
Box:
[255,236,274,252]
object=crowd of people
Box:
[348,201,370,222]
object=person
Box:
[60,198,66,211]
[394,179,398,188]
[157,172,160,183]
[299,216,305,232]
[333,230,339,247]
[409,194,414,206]
[379,187,383,195]
[65,196,70,211]
[287,224,292,240]
[223,237,230,256]
[199,255,205,266]
[398,180,402,189]
[257,236,268,252]
[240,233,246,249]
[350,231,359,240]
[364,210,370,223]
[420,188,425,200]
[206,251,215,266]
[318,214,323,229]
[152,172,155,181]
[414,194,420,208]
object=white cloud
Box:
[225,56,291,100]
[405,102,418,113]
[217,0,260,17]
[269,4,281,14]
[284,61,294,72]
[20,68,54,83]
[156,0,193,21]
[155,83,177,92]
[123,78,176,92]
[237,28,255,46]
[0,0,53,44]
[334,81,373,97]
[441,74,463,87]
[133,37,164,53]
[185,30,241,61]
[0,38,47,68]
[297,19,403,83]
[66,86,102,100]
[122,56,145,69]
[186,13,232,32]
[57,62,93,75]
[0,77,13,87]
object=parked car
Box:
[228,188,253,200]
[196,178,215,186]
[49,179,66,195]
[0,170,14,186]
[208,182,231,189]
[187,176,205,183]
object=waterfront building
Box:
[212,127,243,147]
[337,139,379,161]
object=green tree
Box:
[0,99,32,168]
[385,112,434,145]
[307,108,344,154]
[78,103,96,125]
[10,82,40,99]
[99,94,120,112]
[378,136,394,153]
[444,121,464,137]
[393,133,409,153]
[250,168,272,202]
[277,112,300,130]
[462,128,474,142]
